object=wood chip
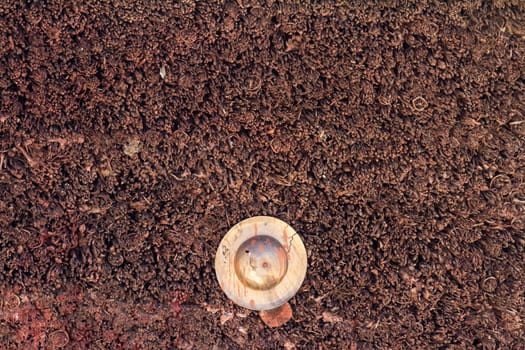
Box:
[322,311,343,323]
[220,311,233,325]
[259,302,292,328]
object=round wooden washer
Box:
[215,216,307,311]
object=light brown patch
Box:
[277,248,287,276]
[237,272,243,297]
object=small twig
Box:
[15,144,37,167]
[48,134,85,150]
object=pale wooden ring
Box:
[215,216,307,311]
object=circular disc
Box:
[215,216,307,311]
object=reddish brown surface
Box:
[260,303,293,328]
[1,1,524,349]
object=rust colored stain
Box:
[250,299,255,308]
[253,223,258,236]
[277,248,287,277]
[258,243,265,252]
[282,228,289,251]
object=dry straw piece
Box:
[215,216,307,311]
